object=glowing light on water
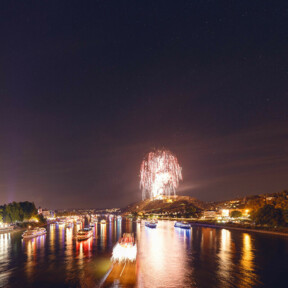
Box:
[111,243,137,263]
[140,149,182,200]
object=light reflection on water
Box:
[238,233,259,288]
[100,223,107,251]
[0,233,11,287]
[0,220,288,287]
[138,224,191,288]
[65,226,73,282]
[218,229,233,286]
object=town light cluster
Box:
[140,149,182,200]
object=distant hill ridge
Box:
[122,190,288,215]
[122,195,208,215]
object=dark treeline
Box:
[0,201,41,223]
[251,204,287,227]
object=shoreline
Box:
[190,222,288,237]
[0,223,47,235]
[159,218,288,237]
[0,227,25,235]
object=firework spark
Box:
[140,149,183,200]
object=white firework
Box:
[140,149,182,200]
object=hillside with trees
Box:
[122,196,206,217]
[0,201,45,224]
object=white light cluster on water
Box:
[140,149,182,200]
[111,243,137,262]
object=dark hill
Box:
[122,195,208,215]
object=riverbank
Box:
[0,226,25,235]
[159,217,288,237]
[0,223,47,235]
[191,222,288,237]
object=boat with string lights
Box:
[0,224,14,232]
[145,221,157,228]
[76,227,93,241]
[103,233,137,286]
[174,221,191,229]
[22,227,47,239]
[111,233,137,263]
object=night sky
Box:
[1,1,287,209]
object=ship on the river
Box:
[22,227,47,239]
[0,224,14,232]
[145,221,157,228]
[174,221,191,229]
[103,233,137,286]
[76,227,93,241]
[111,233,137,263]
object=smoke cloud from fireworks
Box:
[140,149,183,200]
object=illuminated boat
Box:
[0,224,14,232]
[111,233,137,263]
[76,227,93,241]
[145,221,157,228]
[117,215,122,220]
[100,219,106,224]
[76,220,82,225]
[66,222,73,228]
[136,218,141,223]
[58,221,65,226]
[22,227,47,239]
[174,221,191,229]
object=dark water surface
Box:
[1,220,288,287]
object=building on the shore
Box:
[203,210,218,219]
[202,208,250,220]
[42,210,51,218]
[38,208,55,219]
[220,208,250,218]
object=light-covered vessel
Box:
[22,227,47,239]
[76,227,93,241]
[145,221,157,228]
[111,233,137,262]
[174,221,191,229]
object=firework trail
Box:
[140,149,182,200]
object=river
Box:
[0,220,288,287]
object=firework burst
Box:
[140,149,182,200]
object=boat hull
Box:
[22,231,47,239]
[0,227,14,232]
[77,235,92,241]
[145,222,157,228]
[174,222,191,229]
[76,229,93,241]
